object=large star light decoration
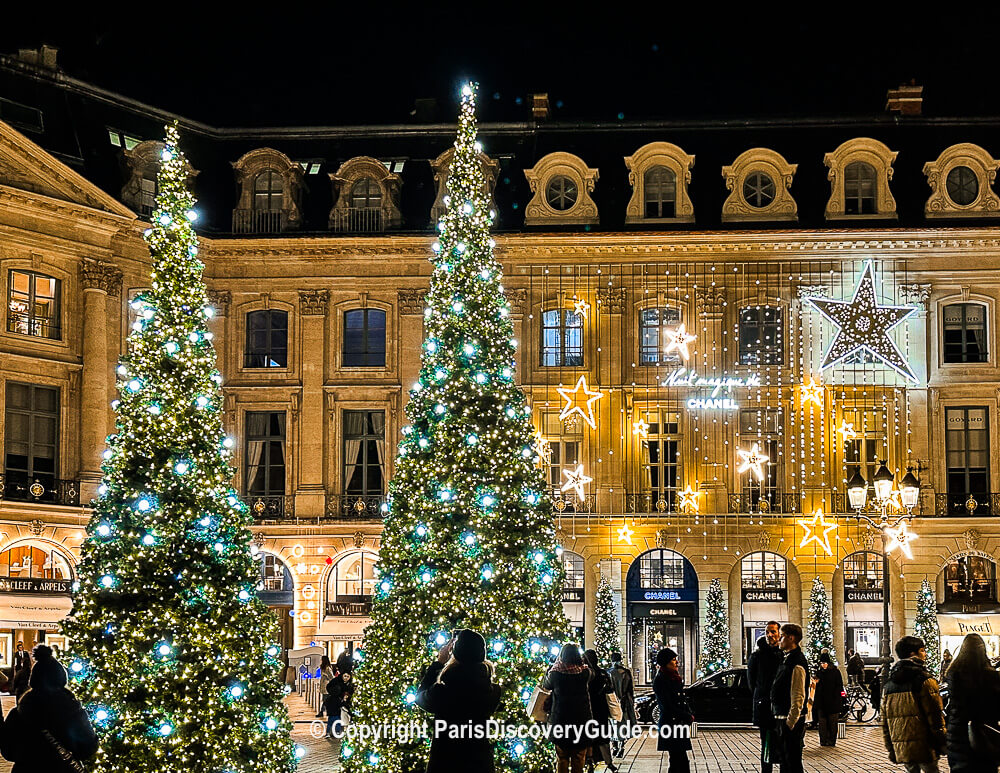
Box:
[883,521,917,559]
[617,522,634,545]
[806,261,918,381]
[736,443,769,481]
[678,485,701,512]
[800,378,825,408]
[797,509,838,555]
[557,375,604,430]
[664,324,698,361]
[560,465,593,499]
[573,297,591,319]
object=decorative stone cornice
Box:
[899,283,932,309]
[696,286,727,316]
[298,289,329,316]
[206,289,231,317]
[505,288,527,316]
[80,258,123,297]
[597,287,627,314]
[397,289,428,315]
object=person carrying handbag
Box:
[945,633,1000,773]
[0,644,98,773]
[582,649,619,773]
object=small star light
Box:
[560,465,593,499]
[663,324,697,361]
[678,485,701,513]
[884,521,917,559]
[556,375,604,429]
[805,260,918,381]
[837,421,857,441]
[572,297,591,319]
[632,418,650,439]
[800,378,825,408]
[617,522,634,545]
[796,509,838,556]
[736,443,769,481]
[533,431,552,463]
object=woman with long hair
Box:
[582,649,618,773]
[945,633,1000,773]
[316,655,335,717]
[653,648,693,773]
[542,644,593,773]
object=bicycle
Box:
[844,682,877,722]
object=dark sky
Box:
[4,7,999,126]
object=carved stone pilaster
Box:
[597,287,626,314]
[696,287,727,316]
[506,288,527,316]
[80,259,123,298]
[899,283,932,309]
[398,289,428,315]
[207,289,231,317]
[298,289,329,316]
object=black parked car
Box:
[635,666,752,725]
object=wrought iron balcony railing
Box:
[325,600,373,617]
[936,492,1000,516]
[232,208,289,234]
[0,474,80,506]
[330,207,383,233]
[6,310,60,340]
[325,494,386,520]
[728,492,799,514]
[240,494,294,520]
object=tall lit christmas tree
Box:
[61,125,297,773]
[342,84,567,772]
[698,579,732,678]
[594,575,619,665]
[914,579,941,675]
[805,577,836,672]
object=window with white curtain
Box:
[343,410,385,495]
[244,412,286,496]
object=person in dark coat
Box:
[846,649,866,685]
[945,633,1000,773]
[415,629,502,773]
[771,623,809,773]
[336,649,355,676]
[541,644,593,773]
[324,669,354,737]
[0,644,98,773]
[608,651,636,758]
[813,653,845,746]
[582,649,618,773]
[748,622,782,773]
[653,647,692,773]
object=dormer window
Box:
[232,149,303,234]
[721,148,797,222]
[351,178,382,209]
[844,162,877,215]
[644,167,676,218]
[546,176,578,211]
[625,143,695,224]
[254,170,283,212]
[924,144,1000,219]
[824,138,898,220]
[121,140,197,218]
[329,157,402,233]
[523,152,599,226]
[743,171,776,208]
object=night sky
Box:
[3,8,999,126]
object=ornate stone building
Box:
[0,53,998,681]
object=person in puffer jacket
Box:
[880,636,946,773]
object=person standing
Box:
[881,636,946,773]
[582,649,618,773]
[945,633,1000,773]
[0,644,98,773]
[316,655,335,717]
[415,630,502,773]
[324,669,354,738]
[847,648,866,686]
[608,652,636,758]
[748,622,783,773]
[542,644,593,773]
[813,653,844,747]
[771,623,809,773]
[940,649,952,681]
[653,647,693,773]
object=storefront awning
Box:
[938,614,1000,637]
[0,594,72,631]
[845,602,885,624]
[742,602,787,626]
[563,601,584,627]
[314,616,372,641]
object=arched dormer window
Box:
[253,170,284,212]
[721,148,797,223]
[329,157,402,233]
[844,161,877,215]
[430,147,498,225]
[625,142,695,224]
[923,143,1000,219]
[523,152,599,226]
[824,138,898,220]
[232,148,303,234]
[121,140,197,217]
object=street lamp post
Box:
[847,462,920,670]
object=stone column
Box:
[397,289,429,397]
[79,259,122,502]
[695,287,729,513]
[295,290,329,518]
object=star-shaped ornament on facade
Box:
[678,485,701,512]
[884,521,917,559]
[573,298,590,319]
[633,418,650,439]
[805,261,918,381]
[533,432,551,464]
[800,378,825,408]
[556,375,604,430]
[736,443,770,481]
[663,324,697,361]
[617,522,634,545]
[797,509,838,556]
[560,464,593,500]
[837,421,857,441]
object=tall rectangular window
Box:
[343,309,386,367]
[739,306,783,365]
[739,408,782,507]
[4,383,58,492]
[244,310,288,368]
[946,407,989,510]
[943,303,988,363]
[543,412,582,500]
[844,161,877,215]
[245,412,286,496]
[641,410,681,506]
[7,271,60,340]
[541,309,583,367]
[343,410,385,495]
[639,307,682,365]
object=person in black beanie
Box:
[415,629,502,773]
[0,644,98,773]
[653,647,693,772]
[813,652,844,747]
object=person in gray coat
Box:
[608,652,636,757]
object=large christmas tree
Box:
[594,575,619,665]
[805,577,837,672]
[62,125,297,773]
[342,84,567,772]
[698,578,732,678]
[914,579,941,675]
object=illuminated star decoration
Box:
[532,431,551,464]
[736,443,769,481]
[573,297,590,319]
[663,324,698,361]
[806,261,918,381]
[678,485,701,513]
[883,521,917,559]
[617,522,634,545]
[556,375,604,430]
[560,464,593,500]
[800,378,825,408]
[796,509,838,556]
[837,421,857,441]
[632,418,650,438]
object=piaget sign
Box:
[661,368,762,412]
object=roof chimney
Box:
[531,93,551,121]
[886,80,922,116]
[16,45,59,70]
